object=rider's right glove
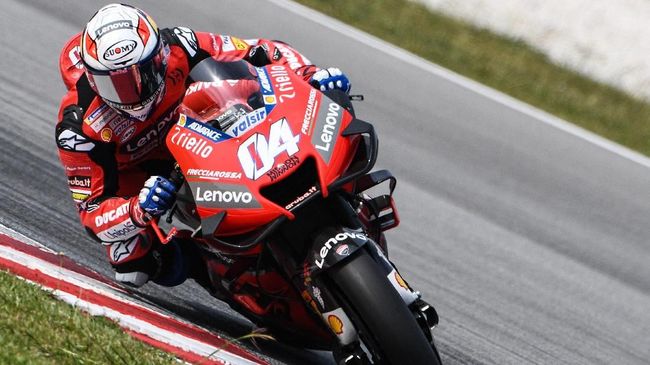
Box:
[132,176,177,226]
[309,67,351,93]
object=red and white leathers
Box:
[56,27,319,274]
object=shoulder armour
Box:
[161,27,211,69]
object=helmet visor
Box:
[87,43,167,111]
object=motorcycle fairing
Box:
[167,62,361,236]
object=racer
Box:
[55,3,351,287]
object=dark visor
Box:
[87,43,166,110]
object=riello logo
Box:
[103,40,137,61]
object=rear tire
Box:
[327,250,440,365]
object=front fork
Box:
[296,228,435,348]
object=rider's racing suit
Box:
[55,27,318,285]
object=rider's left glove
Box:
[133,176,177,225]
[310,67,351,93]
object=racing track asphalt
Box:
[1,1,649,364]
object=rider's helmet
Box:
[80,4,168,121]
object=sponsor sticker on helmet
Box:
[94,20,134,38]
[103,40,137,62]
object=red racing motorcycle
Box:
[152,58,442,364]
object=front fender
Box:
[307,227,368,275]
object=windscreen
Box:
[183,59,264,132]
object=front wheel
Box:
[327,250,441,364]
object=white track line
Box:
[0,224,261,365]
[271,0,650,169]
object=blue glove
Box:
[310,67,351,93]
[138,176,177,217]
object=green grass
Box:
[295,0,650,155]
[0,270,177,365]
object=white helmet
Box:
[81,4,167,121]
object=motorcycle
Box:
[151,58,442,364]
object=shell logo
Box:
[328,315,344,335]
[100,128,112,142]
[178,114,187,127]
[395,272,409,290]
[264,95,277,104]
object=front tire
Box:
[327,250,441,364]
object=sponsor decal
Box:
[71,190,90,203]
[185,81,223,95]
[266,155,299,182]
[225,108,267,137]
[95,20,133,38]
[256,67,273,95]
[170,126,214,158]
[174,27,198,57]
[94,202,130,227]
[214,104,249,130]
[238,118,300,180]
[272,47,282,61]
[119,125,136,143]
[264,95,277,104]
[315,231,367,269]
[311,101,343,164]
[120,106,177,159]
[191,182,261,209]
[57,130,95,152]
[301,88,319,135]
[269,65,295,102]
[285,186,318,210]
[232,37,248,50]
[220,35,235,52]
[335,244,350,256]
[103,40,137,62]
[65,165,91,173]
[312,286,325,309]
[170,115,230,159]
[100,128,112,142]
[107,79,164,112]
[84,104,111,132]
[68,46,83,69]
[275,43,304,70]
[255,67,277,114]
[110,238,136,263]
[68,176,90,189]
[327,315,344,335]
[181,115,230,143]
[186,169,242,180]
[395,272,409,290]
[97,220,139,242]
